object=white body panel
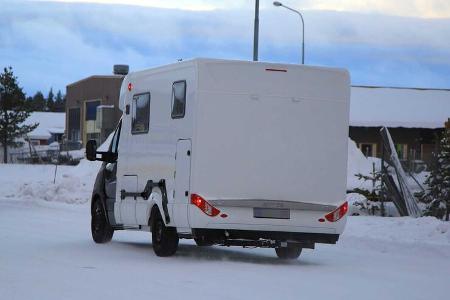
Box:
[115,58,350,236]
[173,139,192,230]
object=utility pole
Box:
[253,0,259,61]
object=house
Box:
[0,111,65,163]
[24,112,65,146]
[349,86,450,165]
[65,65,127,147]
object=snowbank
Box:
[344,216,450,246]
[346,193,400,217]
[17,159,102,204]
[347,138,373,190]
[13,133,115,204]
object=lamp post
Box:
[253,0,260,61]
[273,1,305,64]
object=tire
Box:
[275,245,302,260]
[151,209,179,257]
[91,198,114,243]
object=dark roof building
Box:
[349,86,450,168]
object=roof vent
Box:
[113,65,129,75]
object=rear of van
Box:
[188,59,350,247]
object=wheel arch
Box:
[146,186,171,227]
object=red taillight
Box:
[324,201,348,222]
[128,83,133,91]
[190,194,220,217]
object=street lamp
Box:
[273,1,305,65]
[253,0,260,61]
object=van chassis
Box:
[191,229,339,249]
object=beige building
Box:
[65,73,125,147]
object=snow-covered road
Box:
[1,163,449,299]
[1,197,450,300]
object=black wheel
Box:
[91,198,114,243]
[275,245,302,260]
[151,210,179,257]
[194,237,214,247]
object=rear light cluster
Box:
[324,201,348,222]
[190,194,220,217]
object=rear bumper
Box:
[188,204,347,235]
[208,199,337,212]
[192,228,340,248]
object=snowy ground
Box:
[1,163,450,300]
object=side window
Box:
[110,120,122,154]
[171,81,186,119]
[131,93,150,134]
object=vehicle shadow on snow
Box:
[113,240,321,266]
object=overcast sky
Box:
[1,0,450,95]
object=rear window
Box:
[171,81,186,119]
[131,93,150,134]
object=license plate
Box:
[253,208,290,219]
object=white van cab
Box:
[86,58,350,259]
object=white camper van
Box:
[87,58,350,259]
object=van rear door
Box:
[191,61,350,209]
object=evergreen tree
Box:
[353,163,384,216]
[0,67,39,163]
[55,90,62,102]
[419,127,450,220]
[32,91,46,111]
[47,88,55,112]
[54,90,65,112]
[25,96,33,111]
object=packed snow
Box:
[1,165,449,300]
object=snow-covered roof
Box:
[24,112,65,140]
[350,86,450,129]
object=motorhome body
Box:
[88,58,351,259]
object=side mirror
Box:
[86,140,97,161]
[86,139,118,163]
